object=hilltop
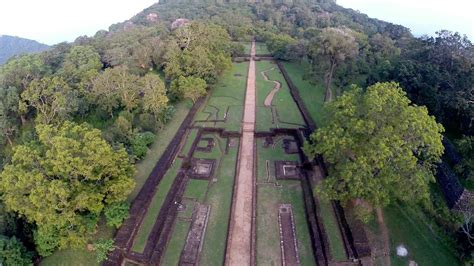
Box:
[0,35,49,65]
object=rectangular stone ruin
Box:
[179,204,210,265]
[187,159,215,180]
[278,204,300,266]
[275,161,301,180]
[196,137,215,152]
[283,138,299,154]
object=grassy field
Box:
[255,60,306,131]
[194,62,248,132]
[317,199,347,261]
[255,138,315,265]
[160,133,239,265]
[131,159,183,253]
[385,204,459,266]
[281,61,326,127]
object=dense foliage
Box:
[305,82,445,206]
[0,122,135,255]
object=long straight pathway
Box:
[226,41,256,266]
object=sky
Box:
[337,0,474,41]
[0,0,158,45]
[0,0,472,45]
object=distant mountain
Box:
[0,35,49,65]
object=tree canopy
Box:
[0,121,135,255]
[304,82,445,207]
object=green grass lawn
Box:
[281,61,326,127]
[385,204,459,266]
[161,220,191,265]
[255,61,306,131]
[132,159,183,253]
[255,138,315,266]
[194,62,248,132]
[317,199,346,261]
[179,128,199,157]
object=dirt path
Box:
[377,207,391,266]
[261,68,281,106]
[226,40,256,266]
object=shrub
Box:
[104,202,130,228]
[93,239,115,263]
[130,132,156,159]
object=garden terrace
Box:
[193,61,248,132]
[255,60,306,132]
[255,135,316,265]
[161,132,239,265]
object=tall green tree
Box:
[20,76,78,125]
[91,66,140,115]
[304,82,444,207]
[60,45,102,91]
[310,27,358,102]
[141,73,169,120]
[0,122,135,255]
[165,22,232,84]
[0,54,49,91]
[171,75,207,103]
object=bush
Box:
[137,113,158,132]
[0,236,33,266]
[353,204,374,224]
[130,131,156,159]
[104,202,130,228]
[93,239,115,263]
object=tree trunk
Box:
[325,59,336,102]
[20,115,27,125]
[5,134,13,146]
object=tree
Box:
[0,87,20,145]
[60,45,102,91]
[266,33,297,59]
[20,76,78,125]
[0,122,135,255]
[141,74,168,119]
[171,76,207,103]
[0,54,49,91]
[311,27,358,102]
[304,82,444,207]
[91,66,140,115]
[164,22,232,84]
[0,236,33,266]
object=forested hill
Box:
[125,0,412,41]
[0,35,49,65]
